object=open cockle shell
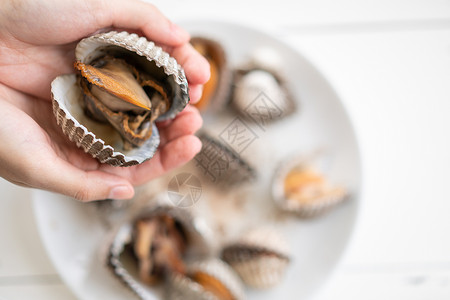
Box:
[190,37,232,113]
[272,152,349,218]
[166,258,246,300]
[52,74,160,166]
[51,31,189,166]
[75,31,189,121]
[106,203,211,300]
[231,47,296,124]
[221,228,291,289]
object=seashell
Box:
[272,152,348,217]
[191,37,232,113]
[51,31,189,166]
[231,48,296,126]
[193,132,256,187]
[166,258,246,300]
[106,203,211,299]
[221,228,290,289]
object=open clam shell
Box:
[231,47,296,125]
[221,228,290,289]
[51,31,189,166]
[193,132,256,187]
[191,37,232,113]
[106,203,211,299]
[167,258,246,300]
[272,152,349,218]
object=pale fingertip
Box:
[107,184,135,200]
[189,85,204,104]
[188,53,211,85]
[171,44,210,85]
[108,0,190,47]
[191,135,203,155]
[170,22,190,44]
[183,104,201,119]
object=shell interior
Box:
[272,153,349,217]
[52,31,189,166]
[75,31,189,121]
[106,204,211,299]
[52,74,160,166]
[231,57,297,123]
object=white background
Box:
[1,1,450,299]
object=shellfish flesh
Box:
[272,153,348,217]
[167,258,246,300]
[52,31,189,166]
[107,204,210,299]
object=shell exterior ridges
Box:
[167,258,246,300]
[51,74,160,166]
[235,227,291,258]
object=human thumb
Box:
[39,164,135,202]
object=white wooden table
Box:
[1,1,450,299]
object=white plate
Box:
[33,20,362,300]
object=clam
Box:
[194,132,256,187]
[231,47,296,125]
[221,228,290,289]
[107,204,210,299]
[191,37,232,113]
[167,258,245,300]
[272,153,348,217]
[52,31,189,166]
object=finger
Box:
[158,135,202,171]
[39,159,135,201]
[103,135,202,186]
[156,105,199,129]
[47,162,134,201]
[159,106,202,145]
[0,95,133,202]
[170,43,211,86]
[189,84,204,104]
[107,0,190,47]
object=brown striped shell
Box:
[193,132,256,187]
[221,228,291,289]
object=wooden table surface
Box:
[1,1,449,299]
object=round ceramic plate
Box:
[33,20,361,300]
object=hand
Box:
[0,0,210,201]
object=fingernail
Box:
[108,185,134,200]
